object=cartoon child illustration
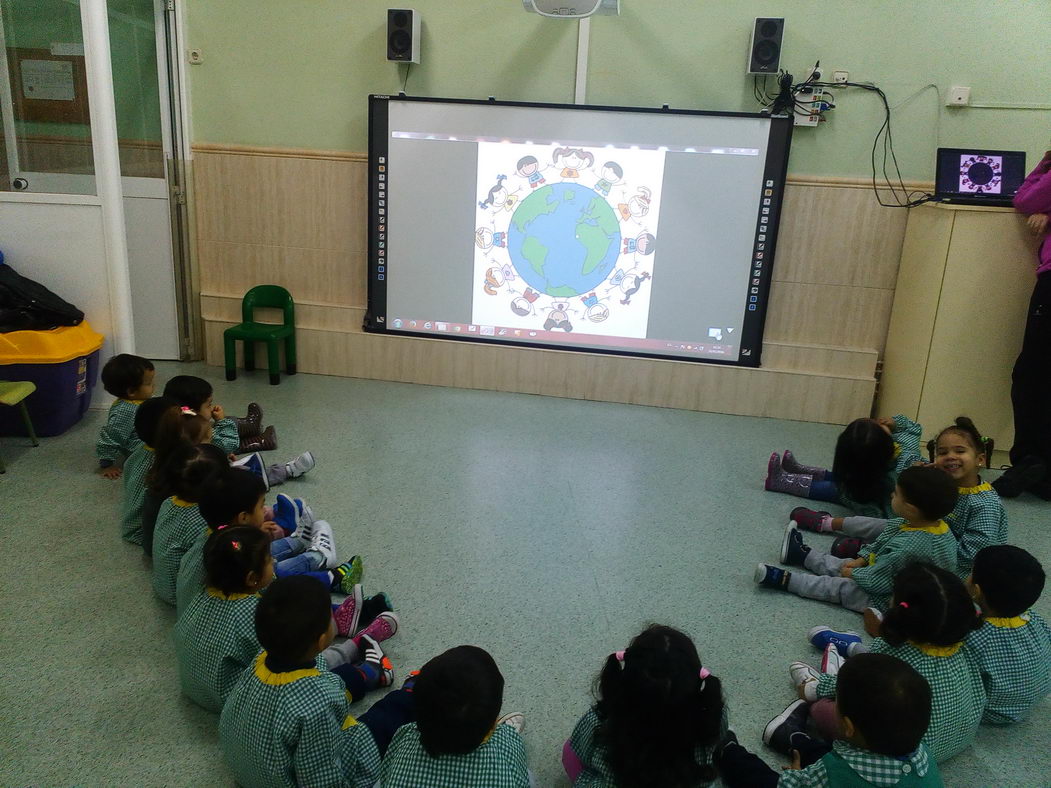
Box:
[475,227,508,251]
[510,287,541,317]
[478,175,519,212]
[482,264,517,296]
[617,269,652,305]
[552,147,595,179]
[623,232,655,256]
[617,187,651,222]
[580,291,610,323]
[594,161,623,197]
[516,156,547,189]
[542,301,575,332]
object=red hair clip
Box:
[230,540,241,551]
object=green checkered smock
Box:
[173,588,261,712]
[175,527,212,614]
[851,520,958,610]
[212,417,240,454]
[817,638,984,763]
[567,706,724,787]
[96,398,143,466]
[945,482,1007,575]
[839,415,924,518]
[380,721,530,788]
[152,497,208,606]
[219,652,381,788]
[777,741,942,787]
[965,610,1051,724]
[119,445,154,545]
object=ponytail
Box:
[479,175,507,209]
[204,525,271,595]
[879,562,982,647]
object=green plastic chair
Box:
[0,380,40,473]
[223,285,297,386]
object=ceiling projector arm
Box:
[522,0,620,18]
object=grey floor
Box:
[1,361,1049,788]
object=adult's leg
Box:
[1009,274,1051,465]
[786,573,871,613]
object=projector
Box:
[522,0,620,18]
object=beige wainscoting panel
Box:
[765,282,895,350]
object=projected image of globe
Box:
[507,183,621,298]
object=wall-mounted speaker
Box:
[747,17,783,74]
[387,9,421,64]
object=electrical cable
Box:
[401,63,412,93]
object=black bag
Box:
[0,255,84,332]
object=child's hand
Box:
[100,466,122,480]
[212,404,226,421]
[875,416,895,434]
[782,750,803,771]
[846,557,868,568]
[840,566,854,578]
[261,521,284,542]
[1026,213,1049,236]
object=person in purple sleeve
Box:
[995,150,1051,500]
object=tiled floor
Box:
[1,361,1048,787]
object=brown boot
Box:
[238,424,277,454]
[234,402,263,438]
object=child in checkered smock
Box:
[96,354,155,479]
[219,576,414,788]
[119,397,180,545]
[164,375,241,454]
[718,653,944,787]
[965,545,1051,724]
[766,415,923,518]
[563,624,726,788]
[795,563,984,763]
[380,645,530,788]
[756,466,959,613]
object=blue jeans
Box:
[809,476,840,503]
[271,536,327,585]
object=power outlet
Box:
[188,48,203,65]
[832,70,849,84]
[946,86,971,106]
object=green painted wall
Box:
[185,0,1051,179]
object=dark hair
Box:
[896,465,958,521]
[880,563,982,647]
[637,233,656,254]
[935,416,986,456]
[101,354,154,398]
[163,375,213,411]
[516,155,538,171]
[199,469,267,528]
[414,646,504,757]
[149,407,215,495]
[255,576,332,662]
[552,147,595,168]
[972,545,1045,617]
[153,442,228,502]
[133,396,180,447]
[204,525,271,595]
[479,175,507,209]
[602,161,623,179]
[837,653,931,756]
[594,625,723,788]
[831,419,896,505]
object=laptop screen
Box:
[935,148,1027,200]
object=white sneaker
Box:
[789,661,820,701]
[820,643,845,676]
[310,519,338,569]
[285,451,315,479]
[497,712,526,734]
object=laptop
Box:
[934,148,1026,207]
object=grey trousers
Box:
[840,516,889,541]
[785,550,871,612]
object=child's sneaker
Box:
[762,699,810,755]
[791,506,832,533]
[820,643,845,675]
[361,634,395,687]
[863,607,884,637]
[333,584,364,637]
[497,712,526,734]
[234,452,269,490]
[830,536,863,559]
[789,662,820,701]
[358,592,394,630]
[309,520,339,569]
[329,556,364,593]
[353,611,399,646]
[284,451,315,479]
[809,625,864,657]
[402,669,420,691]
[273,493,311,538]
[780,522,811,567]
[755,563,791,590]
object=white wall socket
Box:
[832,70,849,84]
[188,48,203,65]
[946,86,971,106]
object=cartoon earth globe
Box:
[506,183,622,297]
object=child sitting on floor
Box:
[97,353,155,479]
[219,575,414,788]
[120,396,179,546]
[766,415,923,518]
[717,653,943,787]
[564,624,726,787]
[791,562,984,763]
[174,528,395,714]
[756,465,959,612]
[791,416,1007,577]
[965,544,1051,724]
[380,645,530,787]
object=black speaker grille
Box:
[755,39,779,65]
[392,11,409,28]
[759,20,779,38]
[390,28,412,55]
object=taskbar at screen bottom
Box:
[385,318,739,360]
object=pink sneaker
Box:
[333,584,363,637]
[352,611,399,646]
[764,452,782,491]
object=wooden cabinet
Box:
[878,202,1040,453]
